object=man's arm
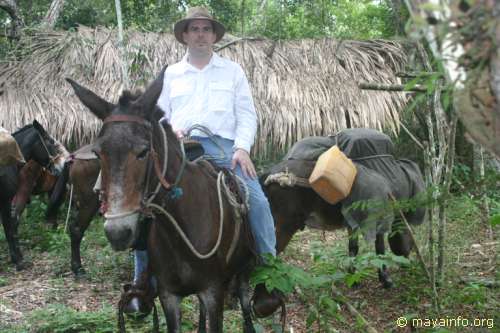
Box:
[233,65,257,154]
[232,65,258,178]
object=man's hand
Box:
[231,148,257,179]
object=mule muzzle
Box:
[104,211,140,251]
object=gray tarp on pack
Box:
[270,128,425,240]
[285,128,412,201]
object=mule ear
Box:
[136,66,167,120]
[32,119,48,136]
[66,78,113,120]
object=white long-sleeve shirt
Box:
[157,52,257,153]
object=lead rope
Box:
[63,184,74,233]
[145,123,246,261]
[146,171,225,259]
[145,123,168,206]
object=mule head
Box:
[31,120,66,175]
[66,68,166,251]
[260,173,310,254]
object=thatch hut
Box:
[0,26,408,158]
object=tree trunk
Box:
[390,0,406,36]
[404,0,500,158]
[0,0,24,39]
[114,0,129,89]
[41,0,65,29]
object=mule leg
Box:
[388,220,413,257]
[347,227,359,275]
[236,273,255,333]
[199,286,224,333]
[375,233,393,288]
[158,291,182,333]
[45,188,66,229]
[46,162,70,229]
[1,203,24,270]
[197,295,207,333]
[69,196,98,277]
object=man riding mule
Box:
[130,6,279,320]
[66,6,281,331]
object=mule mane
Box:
[118,90,142,107]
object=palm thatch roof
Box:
[0,26,408,158]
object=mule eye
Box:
[137,148,149,160]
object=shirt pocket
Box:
[170,80,193,111]
[208,81,234,113]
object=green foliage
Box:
[242,0,395,40]
[459,283,489,307]
[1,0,397,41]
[274,245,408,292]
[251,254,316,293]
[13,304,116,333]
[490,214,500,227]
[0,276,9,287]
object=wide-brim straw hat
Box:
[174,7,225,45]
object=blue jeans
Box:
[133,136,276,283]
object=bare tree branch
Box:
[404,0,500,158]
[0,0,24,39]
[358,82,427,92]
[41,0,65,29]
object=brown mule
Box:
[67,69,258,333]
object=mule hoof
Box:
[121,283,153,321]
[252,283,284,318]
[123,297,152,320]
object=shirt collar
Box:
[180,51,224,73]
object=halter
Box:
[100,114,186,220]
[35,131,62,171]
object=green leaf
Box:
[370,258,387,269]
[391,255,411,266]
[490,214,500,226]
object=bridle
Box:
[100,114,243,262]
[100,114,186,220]
[35,130,63,171]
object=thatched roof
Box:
[0,26,408,158]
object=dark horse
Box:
[0,121,66,269]
[67,70,257,332]
[262,135,426,288]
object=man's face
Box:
[183,19,217,54]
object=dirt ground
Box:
[0,223,498,332]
